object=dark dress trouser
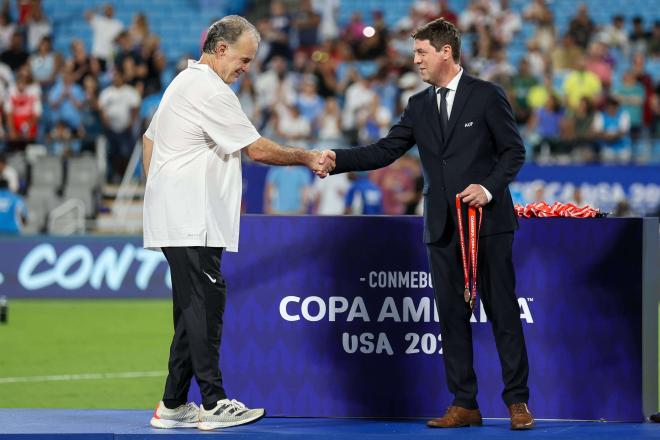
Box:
[161,246,228,409]
[426,204,529,409]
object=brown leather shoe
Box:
[508,403,534,430]
[427,406,483,428]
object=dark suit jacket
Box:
[332,73,526,243]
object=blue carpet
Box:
[0,410,658,439]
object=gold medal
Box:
[464,287,470,303]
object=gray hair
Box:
[202,15,260,54]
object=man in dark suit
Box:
[321,18,533,430]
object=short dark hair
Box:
[605,95,620,107]
[411,18,461,63]
[202,15,260,54]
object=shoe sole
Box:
[511,423,534,430]
[197,409,266,431]
[150,417,198,429]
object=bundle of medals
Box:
[514,202,606,218]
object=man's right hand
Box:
[308,150,336,178]
[317,150,336,177]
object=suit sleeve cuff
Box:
[480,185,493,203]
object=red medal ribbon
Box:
[455,195,483,310]
[514,202,604,218]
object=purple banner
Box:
[0,237,169,298]
[0,217,645,421]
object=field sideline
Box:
[0,299,172,409]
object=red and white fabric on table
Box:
[514,202,606,218]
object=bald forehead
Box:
[230,32,259,55]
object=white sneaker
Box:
[198,398,265,430]
[150,401,199,429]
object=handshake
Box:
[307,150,336,178]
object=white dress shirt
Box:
[435,68,492,203]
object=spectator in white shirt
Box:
[25,4,51,53]
[0,12,15,53]
[85,4,123,66]
[99,70,140,180]
[275,104,311,148]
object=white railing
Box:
[109,139,143,232]
[48,198,85,235]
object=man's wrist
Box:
[479,184,493,203]
[296,149,314,166]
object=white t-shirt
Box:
[89,14,123,60]
[312,173,350,215]
[27,20,52,52]
[98,84,140,132]
[143,60,260,252]
[342,81,375,130]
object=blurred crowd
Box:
[244,0,660,216]
[0,0,165,182]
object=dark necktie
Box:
[438,87,449,138]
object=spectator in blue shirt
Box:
[48,66,85,135]
[0,179,26,235]
[296,76,324,132]
[613,71,645,144]
[345,171,383,215]
[264,166,312,214]
[593,96,632,164]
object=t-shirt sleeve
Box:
[144,106,159,140]
[200,91,260,155]
[129,88,141,108]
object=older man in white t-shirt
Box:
[143,15,334,431]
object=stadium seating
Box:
[62,155,100,218]
[25,155,63,231]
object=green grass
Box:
[0,299,173,409]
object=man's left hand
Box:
[458,184,488,208]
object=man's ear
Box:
[216,42,228,56]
